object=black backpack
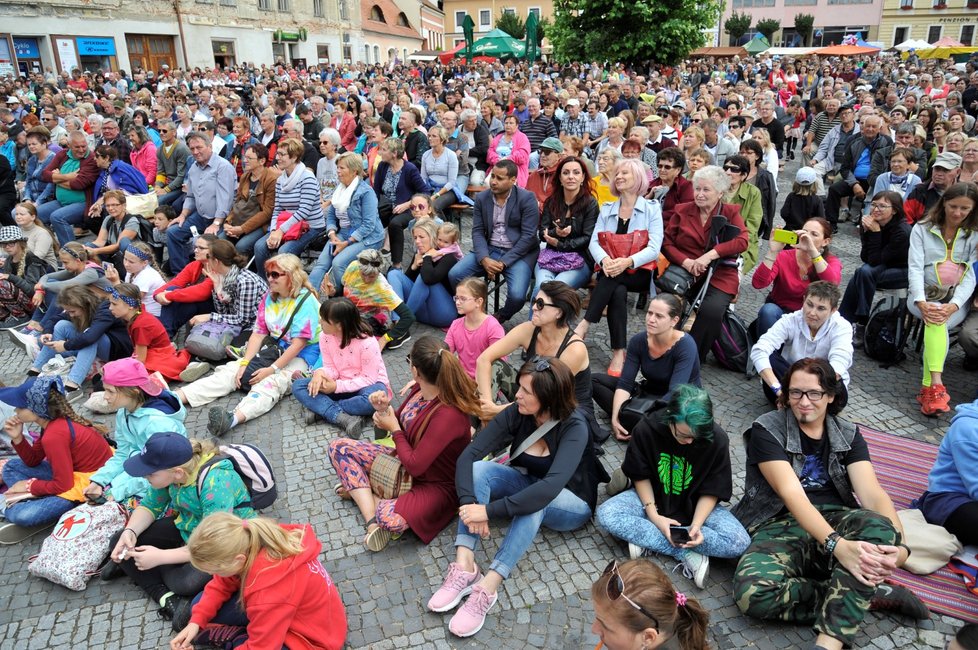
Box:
[711,308,755,376]
[864,294,908,366]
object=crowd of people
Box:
[0,49,976,649]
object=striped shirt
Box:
[519,115,557,151]
[274,167,327,231]
[805,112,839,147]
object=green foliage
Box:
[755,18,781,42]
[549,0,723,65]
[793,13,815,47]
[536,16,550,47]
[724,10,752,43]
[496,11,526,39]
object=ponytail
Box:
[673,594,711,650]
[409,336,482,417]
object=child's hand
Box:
[170,623,200,650]
[369,390,391,412]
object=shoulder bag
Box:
[492,419,559,465]
[240,290,311,387]
[369,401,443,499]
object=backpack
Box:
[197,443,278,511]
[711,308,755,376]
[864,294,908,366]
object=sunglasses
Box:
[602,561,660,628]
[358,258,382,268]
[723,165,746,174]
[532,298,557,311]
[527,355,552,372]
[266,270,287,280]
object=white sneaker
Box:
[8,329,40,361]
[680,551,709,589]
[179,361,211,383]
[628,542,644,560]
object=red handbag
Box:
[274,211,311,242]
[596,230,657,273]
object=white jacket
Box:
[750,309,854,386]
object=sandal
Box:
[364,517,392,552]
[333,482,351,500]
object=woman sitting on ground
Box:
[174,254,321,437]
[23,242,113,334]
[293,297,391,438]
[106,434,257,622]
[919,400,978,547]
[591,558,710,650]
[110,282,191,383]
[574,159,662,376]
[592,294,701,442]
[153,234,217,337]
[13,202,58,270]
[752,217,841,338]
[428,356,604,637]
[0,225,50,328]
[597,385,750,589]
[171,512,347,650]
[327,336,480,552]
[84,358,187,506]
[0,376,113,544]
[387,220,460,329]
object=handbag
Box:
[28,502,128,591]
[240,291,311,387]
[369,402,443,499]
[618,395,665,433]
[492,420,559,465]
[655,264,697,297]
[596,231,656,273]
[185,320,241,361]
[274,211,311,243]
[898,508,962,575]
[537,247,585,273]
[228,192,262,227]
[125,192,159,218]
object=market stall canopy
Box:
[688,46,748,58]
[931,36,965,47]
[813,44,881,56]
[892,38,931,52]
[438,41,465,64]
[470,29,526,58]
[409,50,439,62]
[766,47,819,56]
[744,35,770,55]
[915,46,978,60]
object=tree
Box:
[724,11,752,46]
[496,11,526,39]
[756,18,781,43]
[549,0,723,65]
[793,13,815,47]
[536,16,550,47]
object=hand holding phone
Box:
[670,525,691,544]
[772,229,798,246]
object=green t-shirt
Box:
[54,154,86,206]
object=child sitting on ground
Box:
[108,282,191,382]
[106,241,166,316]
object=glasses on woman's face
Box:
[104,202,123,209]
[532,298,557,311]
[358,258,382,268]
[657,163,675,171]
[410,203,429,212]
[870,202,892,212]
[601,561,660,628]
[453,294,473,303]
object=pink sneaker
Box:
[427,562,483,612]
[448,584,498,637]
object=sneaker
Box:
[448,584,498,637]
[915,386,933,407]
[7,328,40,361]
[304,410,321,426]
[679,551,710,589]
[64,386,85,404]
[0,521,54,545]
[170,595,194,632]
[606,467,632,497]
[207,407,234,438]
[385,333,411,350]
[193,624,248,648]
[335,413,364,439]
[853,324,865,349]
[427,562,483,612]
[100,558,125,581]
[157,594,190,623]
[225,344,245,360]
[869,583,929,620]
[928,385,952,415]
[83,391,114,414]
[628,542,644,560]
[179,361,211,383]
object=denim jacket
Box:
[731,409,860,532]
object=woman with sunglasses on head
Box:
[720,155,763,274]
[174,254,321,437]
[337,249,415,351]
[429,356,605,637]
[374,137,434,271]
[387,218,458,328]
[739,138,777,240]
[597,385,749,589]
[591,559,710,650]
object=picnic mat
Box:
[860,423,978,623]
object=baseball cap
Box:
[540,137,564,154]
[5,96,20,104]
[656,105,670,115]
[113,100,126,109]
[123,432,193,477]
[102,358,164,396]
[795,167,818,186]
[933,151,962,170]
[566,98,580,107]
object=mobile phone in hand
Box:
[670,525,691,544]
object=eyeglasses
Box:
[532,298,557,310]
[691,119,702,123]
[193,244,210,251]
[870,202,892,212]
[104,202,123,208]
[723,165,745,173]
[453,294,473,303]
[657,163,675,170]
[787,388,826,402]
[410,204,429,212]
[601,561,660,628]
[266,270,287,280]
[527,355,552,372]
[358,258,382,268]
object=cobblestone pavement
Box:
[0,155,971,649]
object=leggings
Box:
[387,211,414,267]
[327,438,409,534]
[584,270,652,350]
[907,300,968,386]
[113,516,211,602]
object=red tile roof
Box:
[362,0,425,40]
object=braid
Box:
[15,245,26,279]
[129,241,167,280]
[47,389,109,435]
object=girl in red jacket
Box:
[170,512,347,650]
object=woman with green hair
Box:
[596,385,750,589]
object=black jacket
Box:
[860,215,911,268]
[467,123,491,172]
[841,133,893,187]
[46,300,133,359]
[1,251,50,295]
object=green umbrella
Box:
[744,35,770,55]
[463,15,475,62]
[471,29,526,58]
[525,12,538,62]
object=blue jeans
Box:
[389,270,457,328]
[292,377,386,423]
[529,262,593,316]
[32,320,112,386]
[160,297,215,337]
[37,200,88,246]
[839,264,908,324]
[1,459,76,527]
[596,489,751,562]
[157,190,185,208]
[448,248,533,323]
[166,212,212,271]
[306,231,366,291]
[255,226,328,282]
[455,461,591,579]
[220,227,266,258]
[189,591,286,649]
[756,302,786,339]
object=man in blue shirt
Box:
[824,114,891,232]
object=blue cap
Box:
[123,432,193,477]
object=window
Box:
[529,7,541,18]
[894,27,908,45]
[277,0,289,10]
[454,38,464,47]
[258,0,271,9]
[479,9,491,27]
[828,0,871,4]
[371,5,385,21]
[374,45,380,61]
[927,25,942,42]
[932,0,946,7]
[219,0,235,5]
[784,0,817,5]
[313,0,323,15]
[503,8,516,15]
[397,12,409,27]
[342,44,351,63]
[962,25,975,46]
[456,11,466,28]
[969,0,978,8]
[339,0,349,20]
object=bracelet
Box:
[122,528,137,538]
[238,358,250,367]
[270,362,280,371]
[898,543,912,558]
[643,501,656,510]
[823,531,841,555]
[812,255,825,264]
[771,383,782,395]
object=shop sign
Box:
[77,37,116,56]
[12,38,40,59]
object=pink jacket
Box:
[317,333,392,395]
[487,130,530,188]
[130,141,158,186]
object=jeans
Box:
[292,377,387,423]
[455,461,591,579]
[596,489,751,561]
[160,298,215,337]
[528,151,540,171]
[448,248,533,323]
[755,302,786,339]
[33,320,112,386]
[37,200,88,246]
[87,236,133,277]
[1,459,76,527]
[389,270,457,328]
[157,190,185,208]
[825,179,868,226]
[220,227,266,258]
[166,212,212,271]
[838,264,908,324]
[305,229,363,291]
[254,226,327,282]
[530,262,592,313]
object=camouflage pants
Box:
[733,505,897,646]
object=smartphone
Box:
[670,525,691,544]
[102,262,112,271]
[772,229,798,246]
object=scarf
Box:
[331,175,360,214]
[278,163,309,196]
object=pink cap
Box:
[102,358,164,396]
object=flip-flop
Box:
[364,518,392,552]
[333,483,351,500]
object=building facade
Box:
[879,0,976,47]
[716,0,885,47]
[0,0,368,74]
[441,0,552,48]
[361,0,425,64]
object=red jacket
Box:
[649,175,694,224]
[14,418,112,497]
[152,260,213,303]
[662,201,749,296]
[190,524,346,650]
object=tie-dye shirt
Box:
[254,288,322,366]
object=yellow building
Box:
[442,0,552,48]
[879,0,976,48]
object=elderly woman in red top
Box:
[661,165,749,362]
[647,147,693,222]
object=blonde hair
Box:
[175,438,220,480]
[264,253,315,298]
[187,512,305,605]
[337,151,365,179]
[608,117,627,131]
[437,222,460,245]
[126,241,167,280]
[751,128,775,153]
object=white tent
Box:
[892,39,931,52]
[766,47,819,56]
